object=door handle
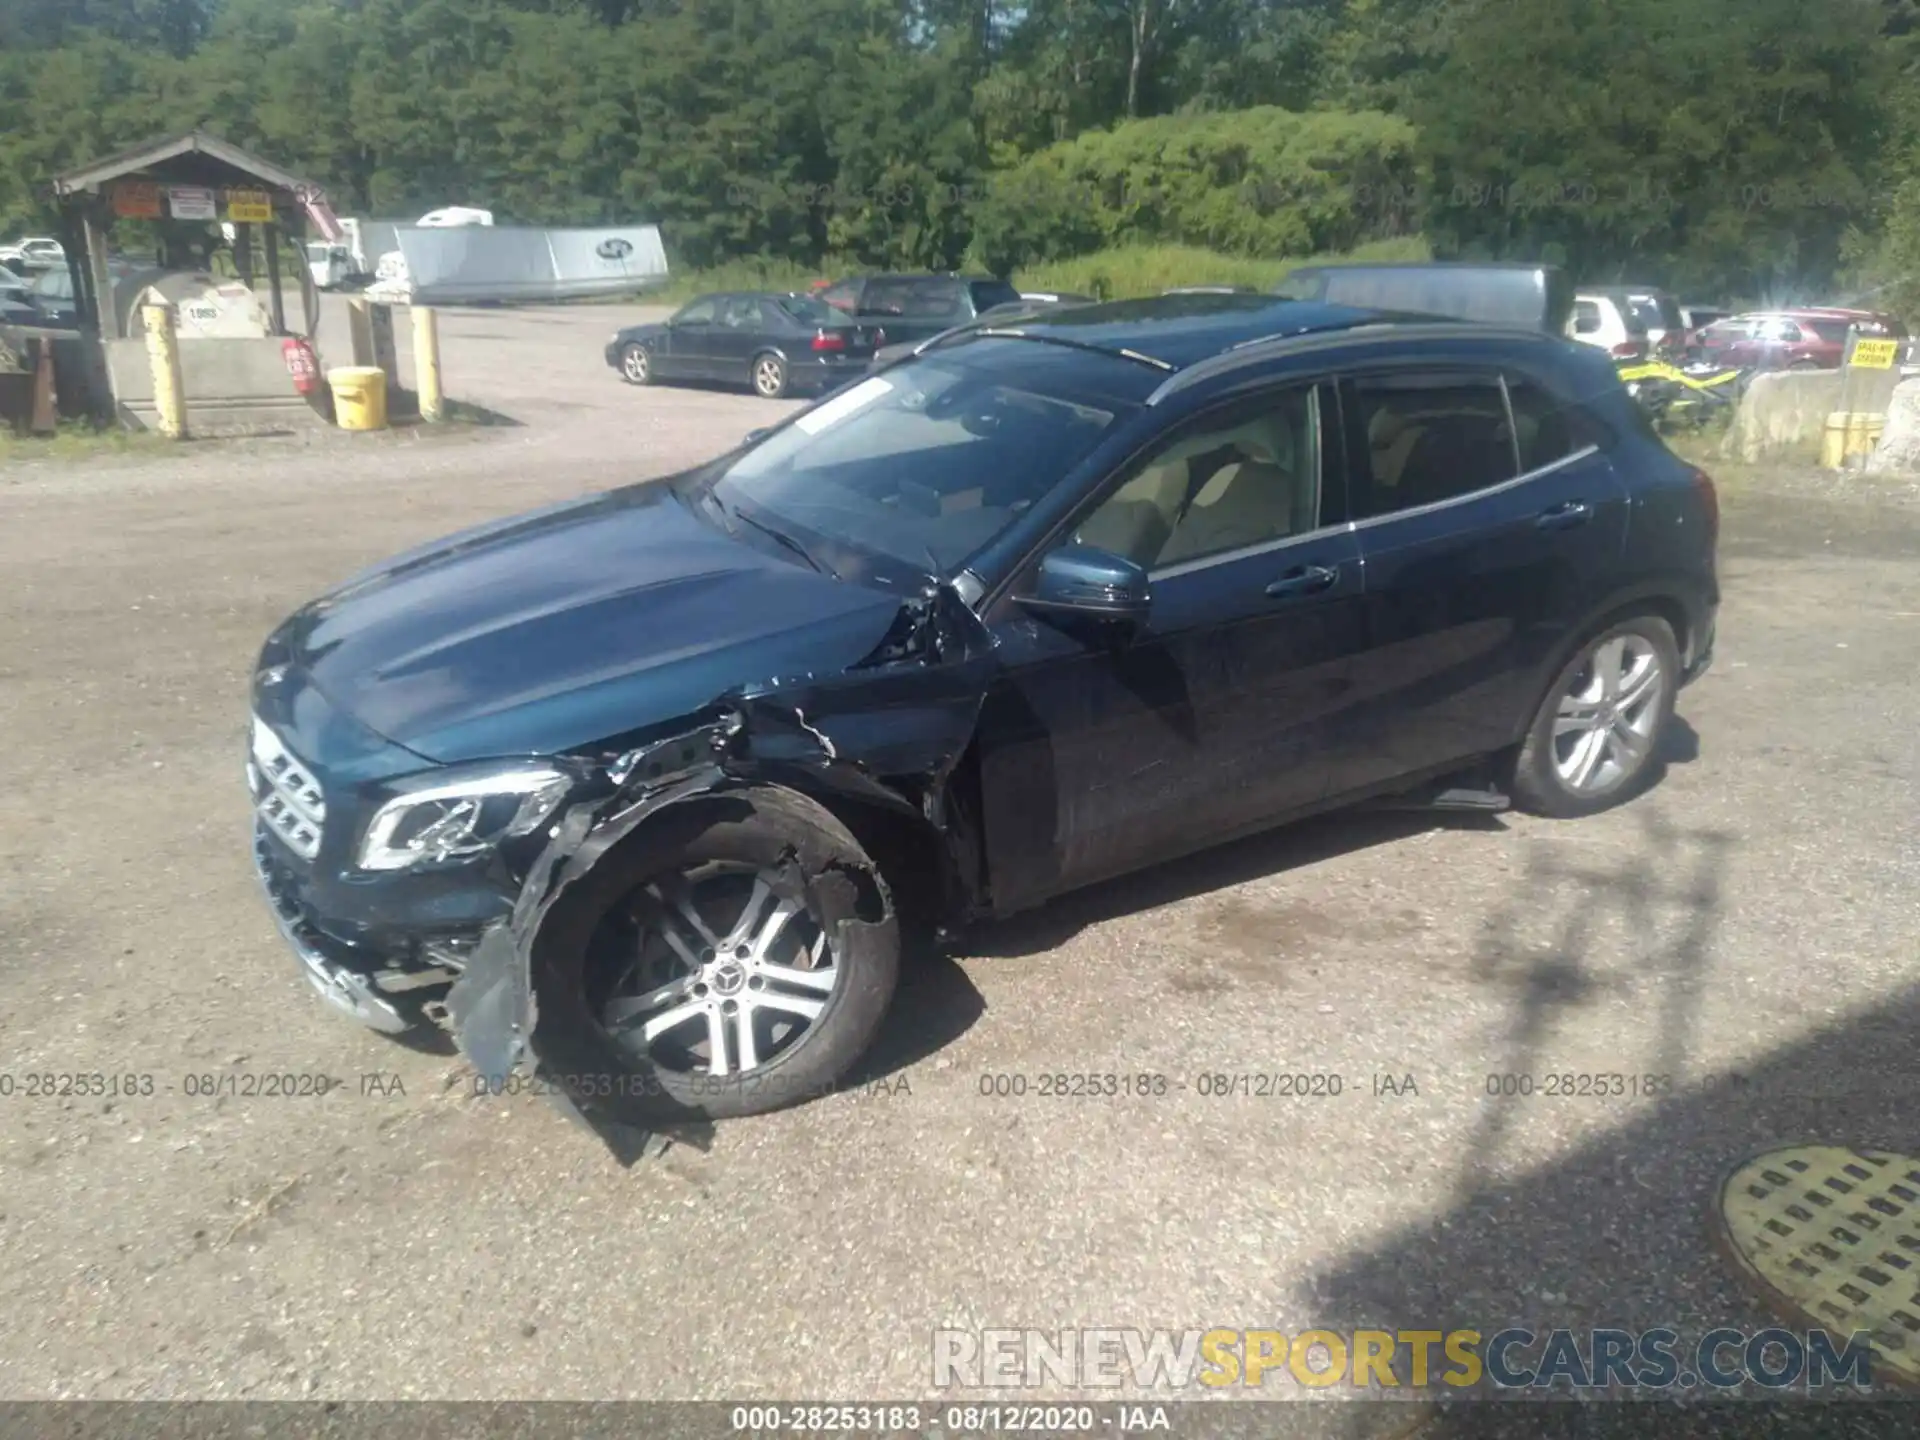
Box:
[1535,500,1593,530]
[1264,563,1340,600]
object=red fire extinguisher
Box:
[282,337,319,395]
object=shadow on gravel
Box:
[1293,804,1920,1437]
[962,808,1506,962]
[842,941,986,1090]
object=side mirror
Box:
[1017,545,1151,627]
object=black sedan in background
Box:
[607,292,881,398]
[868,293,1099,372]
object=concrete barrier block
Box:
[1720,368,1901,463]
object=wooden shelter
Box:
[50,130,328,340]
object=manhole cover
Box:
[1715,1145,1920,1386]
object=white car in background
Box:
[3,237,66,272]
[1568,287,1686,360]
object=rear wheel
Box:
[751,351,789,399]
[621,343,652,385]
[1511,615,1679,818]
[534,787,899,1121]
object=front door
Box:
[1327,367,1630,798]
[975,380,1369,913]
[661,296,721,379]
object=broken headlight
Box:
[356,765,572,872]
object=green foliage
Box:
[1013,235,1432,300]
[0,0,1913,308]
[967,107,1424,274]
[1409,0,1891,300]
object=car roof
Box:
[974,292,1469,370]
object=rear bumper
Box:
[788,354,872,390]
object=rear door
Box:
[1329,366,1629,798]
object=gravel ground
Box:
[1,302,1917,1415]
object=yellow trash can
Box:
[1818,411,1884,468]
[328,365,390,432]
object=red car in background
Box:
[1690,308,1908,369]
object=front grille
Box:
[250,716,326,860]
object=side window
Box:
[1504,377,1601,473]
[818,280,860,313]
[969,280,1022,314]
[904,280,963,320]
[1344,372,1517,520]
[1572,300,1602,335]
[674,297,718,325]
[1072,386,1323,571]
[718,296,755,328]
[760,298,795,328]
[860,279,914,316]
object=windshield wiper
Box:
[693,486,735,534]
[726,501,834,577]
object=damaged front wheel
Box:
[542,787,899,1121]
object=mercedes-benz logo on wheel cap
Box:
[596,237,634,260]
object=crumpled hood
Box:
[282,483,906,763]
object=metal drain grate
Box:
[1716,1145,1920,1386]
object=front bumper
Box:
[1682,616,1716,686]
[253,824,417,1034]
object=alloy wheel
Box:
[753,356,785,397]
[622,345,650,383]
[597,862,837,1077]
[1551,633,1667,794]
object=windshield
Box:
[705,341,1140,575]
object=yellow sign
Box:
[111,180,162,219]
[1851,337,1898,369]
[224,189,274,223]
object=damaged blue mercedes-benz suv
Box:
[249,290,1717,1151]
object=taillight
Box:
[1690,465,1718,548]
[873,328,886,347]
[812,330,846,352]
[1611,340,1646,360]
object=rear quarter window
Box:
[904,280,965,320]
[1505,376,1606,472]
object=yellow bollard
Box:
[412,304,444,422]
[142,298,188,440]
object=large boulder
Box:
[1866,376,1920,473]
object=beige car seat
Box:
[1367,406,1426,492]
[1156,417,1307,566]
[1074,453,1188,565]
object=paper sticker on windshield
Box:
[794,377,894,434]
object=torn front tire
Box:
[532,785,900,1122]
